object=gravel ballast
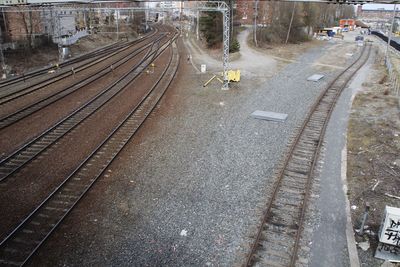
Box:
[28,36,362,266]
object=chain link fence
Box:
[373,35,400,97]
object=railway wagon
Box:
[372,30,400,52]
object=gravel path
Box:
[28,35,361,266]
[184,27,277,80]
[309,45,377,267]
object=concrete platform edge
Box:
[342,130,361,267]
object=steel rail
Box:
[0,27,156,89]
[288,44,372,266]
[244,43,372,267]
[0,32,179,267]
[0,33,171,182]
[0,41,125,89]
[0,32,163,130]
[0,28,158,105]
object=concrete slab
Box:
[307,74,325,82]
[251,110,288,122]
[375,243,400,262]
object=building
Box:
[357,5,399,22]
[339,19,356,30]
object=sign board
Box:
[201,64,206,73]
[375,206,400,262]
[379,206,400,246]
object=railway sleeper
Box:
[258,244,291,262]
[281,178,307,190]
[298,137,319,144]
[255,249,291,266]
[289,157,312,166]
[321,93,337,101]
[306,118,325,126]
[274,196,303,208]
[35,140,51,145]
[278,187,305,198]
[13,237,40,246]
[281,174,308,185]
[268,212,299,228]
[279,186,305,196]
[304,125,323,134]
[292,150,314,159]
[305,123,324,131]
[308,115,326,122]
[51,199,73,206]
[18,150,37,156]
[293,145,316,154]
[286,164,310,175]
[301,129,321,137]
[57,193,80,199]
[2,242,32,257]
[312,110,330,116]
[290,155,312,165]
[267,218,299,231]
[30,143,45,148]
[298,134,320,141]
[254,257,288,267]
[272,203,301,215]
[283,170,308,179]
[309,112,327,118]
[0,259,23,266]
[263,227,297,244]
[2,161,20,167]
[295,143,317,151]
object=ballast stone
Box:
[251,110,288,122]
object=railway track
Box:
[0,40,123,89]
[0,30,179,267]
[0,32,162,130]
[244,43,372,267]
[0,27,156,91]
[0,31,172,182]
[0,28,158,105]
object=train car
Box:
[372,30,400,52]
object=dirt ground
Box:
[347,50,400,266]
[247,32,323,62]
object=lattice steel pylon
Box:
[222,3,230,90]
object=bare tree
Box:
[12,7,41,51]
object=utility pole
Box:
[196,10,199,40]
[115,9,119,40]
[253,0,258,47]
[57,13,63,63]
[0,22,6,79]
[83,9,87,29]
[385,4,397,63]
[286,2,296,44]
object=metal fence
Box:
[385,57,400,96]
[373,35,400,96]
